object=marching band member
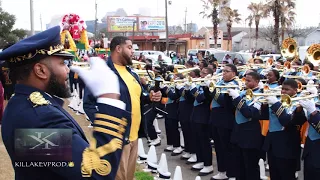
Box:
[260,69,281,172]
[210,64,239,180]
[261,79,307,180]
[140,77,161,147]
[189,67,214,176]
[161,75,183,155]
[299,99,320,179]
[227,72,263,180]
[265,69,280,89]
[177,70,200,161]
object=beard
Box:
[47,72,71,98]
[121,52,132,65]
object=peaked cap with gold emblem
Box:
[0,26,74,67]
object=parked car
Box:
[213,52,252,64]
[260,54,281,62]
[144,54,172,65]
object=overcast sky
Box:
[2,0,319,31]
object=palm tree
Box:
[245,14,253,51]
[264,0,296,52]
[280,4,296,41]
[247,2,265,50]
[200,0,229,48]
[222,7,241,51]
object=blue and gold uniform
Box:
[177,86,195,156]
[162,84,181,153]
[302,106,320,179]
[210,78,240,177]
[0,26,130,179]
[231,87,263,180]
[261,95,307,180]
[189,83,213,174]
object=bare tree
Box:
[287,26,315,38]
[168,25,184,35]
[259,25,278,45]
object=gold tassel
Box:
[80,30,90,50]
[60,30,67,45]
[65,31,77,52]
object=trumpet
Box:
[263,85,281,93]
[173,67,199,74]
[281,94,319,108]
[209,83,240,93]
[297,81,319,91]
[174,64,186,69]
[134,70,155,79]
[245,89,281,101]
[132,60,146,69]
[162,78,185,86]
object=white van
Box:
[187,49,206,59]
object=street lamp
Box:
[165,0,172,57]
[132,20,137,43]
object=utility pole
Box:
[132,21,136,43]
[30,0,35,35]
[184,7,187,34]
[40,14,43,31]
[165,0,169,57]
[94,0,98,44]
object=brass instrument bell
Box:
[280,94,319,108]
[281,38,299,60]
[306,44,320,66]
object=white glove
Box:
[160,83,167,89]
[299,99,317,113]
[307,80,314,85]
[70,57,119,97]
[184,82,191,90]
[190,83,197,90]
[205,80,211,87]
[258,82,264,89]
[176,84,183,90]
[307,86,318,95]
[266,96,278,105]
[205,74,212,79]
[253,102,262,110]
[228,89,239,99]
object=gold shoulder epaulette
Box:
[28,92,50,107]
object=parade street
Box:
[0,102,305,180]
